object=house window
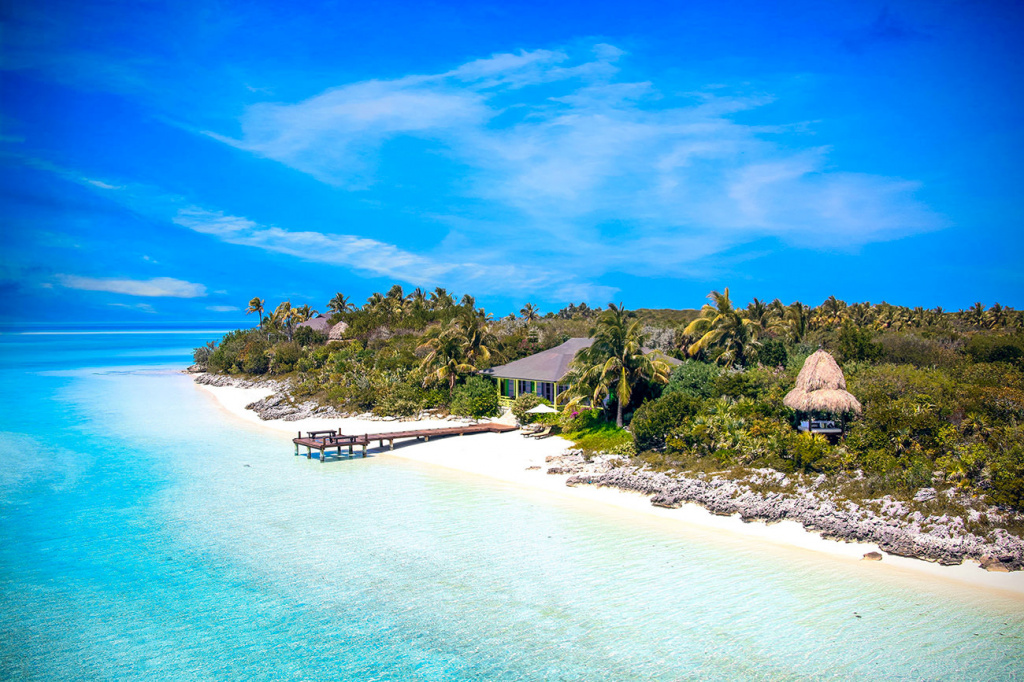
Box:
[539,381,554,402]
[518,380,533,395]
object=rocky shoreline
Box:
[190,368,1023,573]
[544,451,1024,572]
[190,371,477,423]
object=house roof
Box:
[296,315,331,333]
[481,338,680,382]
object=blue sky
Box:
[1,0,1022,325]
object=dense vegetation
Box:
[196,287,1024,511]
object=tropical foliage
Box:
[560,304,672,427]
[197,285,1024,512]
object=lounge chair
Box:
[526,426,552,439]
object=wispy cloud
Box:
[210,43,943,265]
[108,302,156,313]
[172,206,464,283]
[206,305,239,312]
[57,275,207,298]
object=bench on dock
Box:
[292,422,518,461]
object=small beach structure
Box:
[292,422,517,461]
[783,350,862,435]
[297,314,331,334]
[480,338,681,409]
[328,321,349,341]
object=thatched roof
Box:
[297,314,331,333]
[328,321,349,341]
[783,350,862,415]
[784,387,862,415]
[793,349,846,391]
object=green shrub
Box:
[758,339,788,368]
[966,334,1024,366]
[192,341,216,368]
[834,321,883,362]
[450,377,499,418]
[294,326,328,347]
[562,408,604,432]
[664,360,721,400]
[631,393,701,451]
[512,393,547,423]
[716,370,771,401]
[373,382,424,417]
[243,348,270,374]
[878,333,956,367]
[272,342,302,374]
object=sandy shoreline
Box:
[194,379,1024,598]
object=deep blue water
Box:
[1,330,1022,680]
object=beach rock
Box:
[913,488,938,502]
[559,465,1024,571]
[863,552,883,561]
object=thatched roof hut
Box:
[783,350,862,415]
[328,321,349,341]
[297,314,331,334]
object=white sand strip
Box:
[194,380,1024,598]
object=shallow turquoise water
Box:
[1,332,1022,680]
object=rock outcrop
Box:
[544,453,1024,571]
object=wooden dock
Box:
[292,422,518,461]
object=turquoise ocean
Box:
[1,329,1022,680]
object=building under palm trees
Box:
[480,338,680,409]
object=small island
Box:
[192,287,1024,572]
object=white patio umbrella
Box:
[525,404,558,414]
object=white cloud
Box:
[108,302,156,313]
[206,305,239,312]
[208,43,942,267]
[172,206,462,283]
[58,275,207,298]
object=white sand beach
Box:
[195,380,1024,598]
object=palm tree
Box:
[409,287,428,311]
[460,293,476,309]
[564,304,671,428]
[429,287,454,310]
[746,298,782,334]
[846,301,875,327]
[293,304,316,323]
[817,295,847,328]
[520,303,539,324]
[246,297,265,331]
[986,302,1007,329]
[967,302,985,326]
[784,301,811,343]
[365,292,385,312]
[464,312,498,363]
[270,301,297,341]
[327,293,354,315]
[684,289,761,367]
[417,319,476,392]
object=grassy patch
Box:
[562,422,632,454]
